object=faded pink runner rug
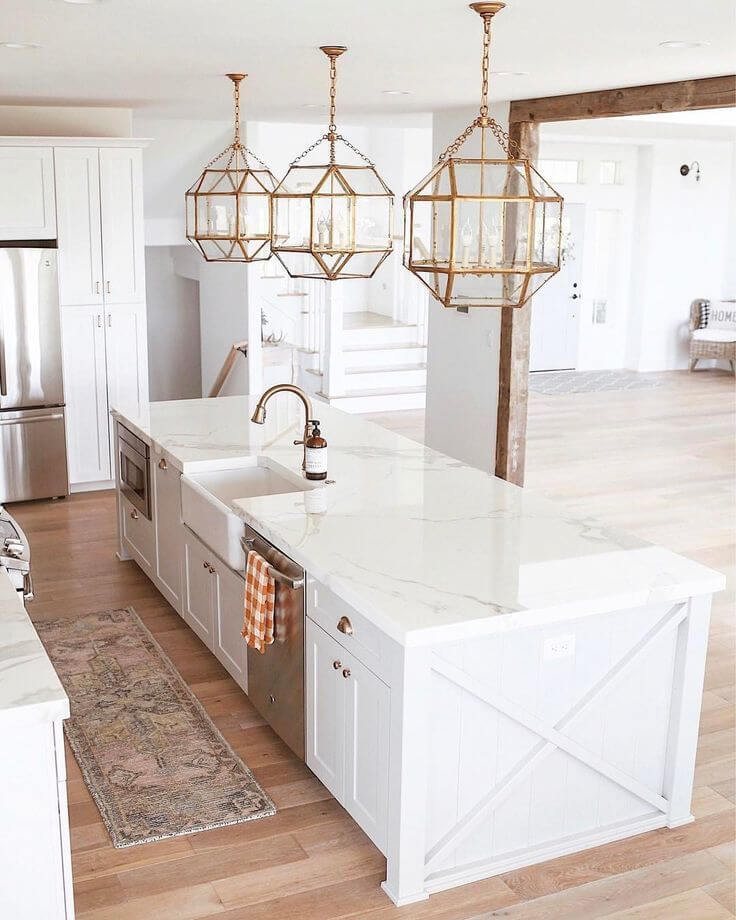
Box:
[37,607,275,847]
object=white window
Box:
[538,159,582,185]
[599,160,622,185]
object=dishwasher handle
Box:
[240,536,305,589]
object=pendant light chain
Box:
[438,7,523,161]
[328,53,338,164]
[479,13,491,118]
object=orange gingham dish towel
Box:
[242,550,275,653]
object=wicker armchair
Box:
[689,300,736,375]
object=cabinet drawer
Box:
[121,493,154,573]
[307,577,389,683]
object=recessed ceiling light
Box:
[382,90,412,96]
[659,39,710,49]
[491,70,528,76]
[0,41,40,49]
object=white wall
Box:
[0,105,132,137]
[198,261,249,397]
[424,102,509,474]
[145,247,202,400]
[631,137,734,371]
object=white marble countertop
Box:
[0,570,68,727]
[112,396,725,646]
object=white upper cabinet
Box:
[54,148,104,306]
[0,147,56,240]
[99,148,145,303]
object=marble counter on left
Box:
[0,569,68,728]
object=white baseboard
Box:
[70,480,115,493]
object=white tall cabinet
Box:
[53,142,149,487]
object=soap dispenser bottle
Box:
[304,421,328,481]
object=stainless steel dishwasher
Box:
[241,525,305,760]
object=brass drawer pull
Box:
[332,659,341,670]
[342,668,351,679]
[158,458,168,470]
[337,615,353,636]
[130,509,138,520]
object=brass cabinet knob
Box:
[337,616,353,636]
[342,668,351,679]
[130,509,138,520]
[332,660,341,670]
[158,458,168,471]
[203,561,210,570]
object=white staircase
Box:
[316,312,427,413]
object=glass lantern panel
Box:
[354,196,392,250]
[528,163,562,200]
[237,193,270,238]
[185,193,195,237]
[531,198,563,269]
[199,238,238,261]
[273,195,311,248]
[283,165,331,195]
[452,159,530,198]
[276,249,328,279]
[452,199,505,271]
[409,199,452,267]
[251,169,278,193]
[452,198,530,270]
[526,269,558,302]
[312,194,354,252]
[197,193,236,238]
[448,270,528,308]
[414,268,452,305]
[241,238,271,261]
[340,250,389,278]
[411,161,452,198]
[338,166,390,196]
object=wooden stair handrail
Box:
[209,341,248,398]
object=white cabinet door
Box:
[343,654,390,852]
[306,619,344,799]
[212,560,247,690]
[183,530,216,649]
[104,303,148,421]
[60,305,111,484]
[54,148,103,306]
[99,148,145,303]
[0,146,56,240]
[120,493,155,574]
[153,458,183,613]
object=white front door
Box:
[530,202,585,372]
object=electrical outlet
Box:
[544,634,576,660]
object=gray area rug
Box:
[529,370,665,395]
[36,607,275,847]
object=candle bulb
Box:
[460,219,473,269]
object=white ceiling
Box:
[0,0,734,120]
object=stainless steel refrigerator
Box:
[0,241,69,503]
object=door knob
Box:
[342,668,351,679]
[332,659,342,670]
[337,616,353,636]
[158,458,168,470]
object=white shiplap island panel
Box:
[111,395,724,905]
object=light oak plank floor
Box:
[12,368,734,919]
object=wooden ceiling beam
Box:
[509,74,736,125]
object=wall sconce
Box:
[680,161,701,182]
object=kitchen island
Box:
[112,394,724,906]
[0,569,74,919]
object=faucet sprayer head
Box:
[251,404,266,424]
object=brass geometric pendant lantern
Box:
[404,3,564,309]
[271,46,394,281]
[186,74,277,262]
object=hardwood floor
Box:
[12,368,735,919]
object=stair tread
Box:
[343,342,426,353]
[345,363,427,375]
[323,384,427,398]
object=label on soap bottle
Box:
[305,446,328,476]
